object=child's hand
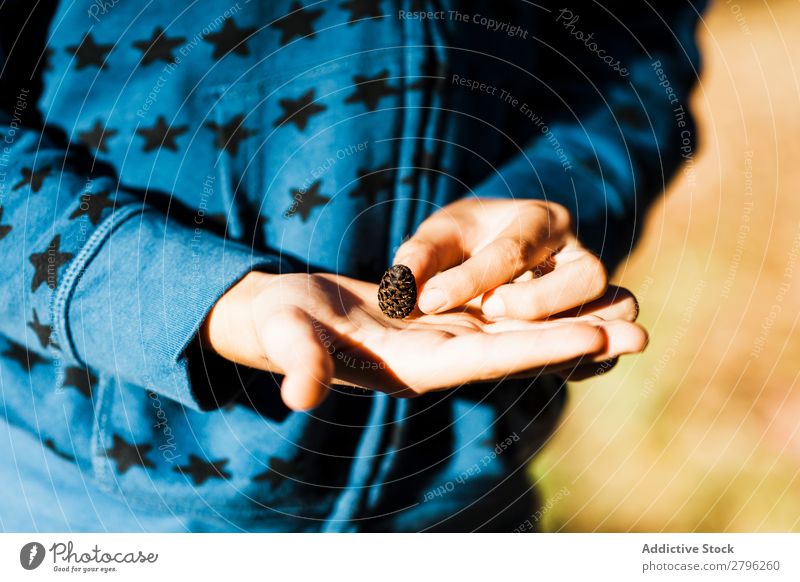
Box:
[202,271,646,411]
[393,198,624,321]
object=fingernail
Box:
[483,295,506,318]
[419,288,446,313]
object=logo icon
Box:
[20,542,46,570]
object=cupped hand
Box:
[393,197,621,321]
[202,271,647,411]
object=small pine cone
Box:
[378,264,417,319]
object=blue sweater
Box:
[0,0,703,531]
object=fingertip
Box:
[280,374,329,411]
[481,293,506,319]
[393,242,431,284]
[418,287,447,314]
[591,320,649,355]
[281,348,332,411]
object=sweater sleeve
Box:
[473,1,706,272]
[0,2,291,411]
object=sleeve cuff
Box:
[60,208,292,411]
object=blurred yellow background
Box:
[536,0,800,532]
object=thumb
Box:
[259,306,334,411]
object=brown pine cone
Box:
[378,264,417,319]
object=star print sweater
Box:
[0,0,704,532]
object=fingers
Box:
[484,318,648,358]
[556,284,639,322]
[259,306,334,411]
[418,204,569,314]
[590,320,649,357]
[481,245,608,320]
[431,323,607,386]
[481,319,646,383]
[497,318,647,382]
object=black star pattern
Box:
[286,180,330,222]
[174,454,231,485]
[65,33,113,70]
[27,309,55,349]
[43,438,76,462]
[78,120,118,153]
[103,435,155,474]
[63,366,97,399]
[344,70,398,112]
[205,114,256,155]
[69,190,115,226]
[132,27,185,66]
[340,0,385,24]
[29,234,73,293]
[273,89,326,132]
[252,457,296,487]
[0,207,11,241]
[350,165,393,206]
[136,116,187,152]
[12,166,52,193]
[401,150,444,190]
[270,1,324,46]
[204,18,257,60]
[2,342,45,372]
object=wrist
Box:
[200,270,280,359]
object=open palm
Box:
[205,272,647,410]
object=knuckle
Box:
[497,237,528,270]
[546,202,572,233]
[396,238,427,258]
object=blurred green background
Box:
[536,0,800,532]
